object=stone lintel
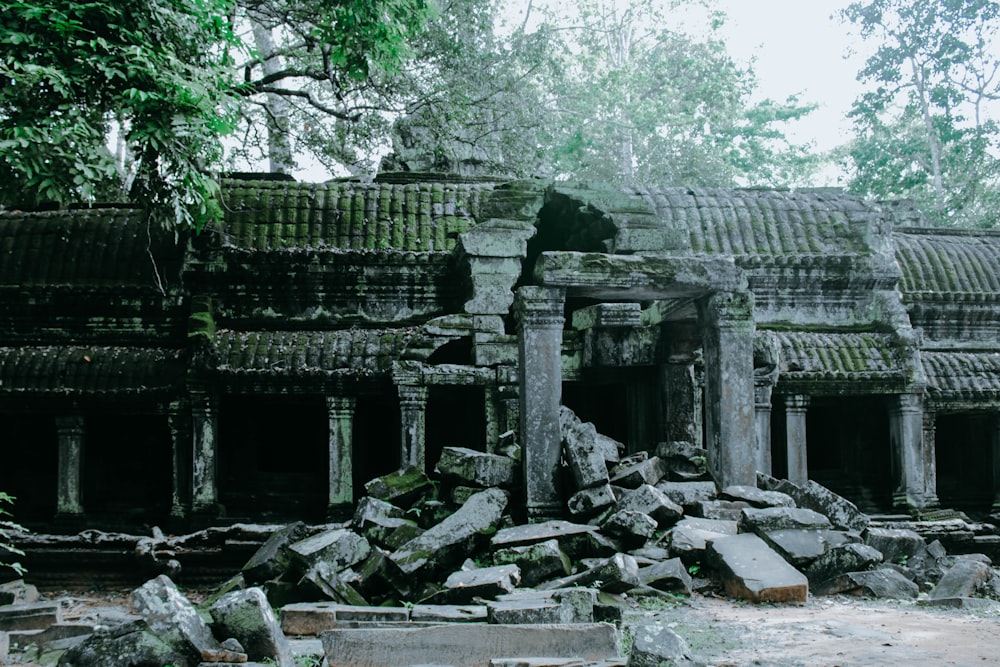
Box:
[571,302,642,330]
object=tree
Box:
[841,0,1000,227]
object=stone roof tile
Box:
[895,228,1000,295]
[765,331,907,380]
[0,346,185,395]
[922,351,1000,400]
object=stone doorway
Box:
[935,412,995,515]
[1,414,57,523]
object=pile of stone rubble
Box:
[4,407,1000,666]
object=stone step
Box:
[320,622,621,667]
[8,622,94,649]
[0,602,62,632]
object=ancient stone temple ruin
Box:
[3,174,1000,530]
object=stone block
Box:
[926,558,993,600]
[390,488,508,577]
[487,589,595,625]
[739,507,831,534]
[436,446,518,488]
[320,623,621,667]
[720,485,794,508]
[812,568,919,599]
[289,529,372,574]
[491,520,617,560]
[864,527,928,566]
[541,553,641,594]
[439,564,521,604]
[300,561,369,606]
[705,533,808,603]
[56,620,189,667]
[209,587,294,667]
[410,604,488,623]
[759,475,868,532]
[616,485,683,527]
[280,602,409,636]
[567,484,616,518]
[609,457,667,489]
[0,580,39,606]
[563,421,613,490]
[626,624,700,667]
[637,558,692,595]
[759,529,857,568]
[805,542,883,585]
[360,516,424,551]
[131,575,220,663]
[691,499,748,521]
[363,467,435,507]
[352,497,404,529]
[601,511,658,548]
[241,522,310,585]
[655,481,717,511]
[668,518,738,564]
[492,539,572,588]
[655,441,709,480]
[0,602,61,632]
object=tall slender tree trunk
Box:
[251,17,293,174]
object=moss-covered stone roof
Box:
[895,228,1000,295]
[764,331,909,386]
[218,179,496,252]
[922,350,1000,402]
[638,187,884,257]
[213,328,415,377]
[0,346,185,395]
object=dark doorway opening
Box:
[806,396,893,513]
[426,386,486,472]
[352,392,401,498]
[84,413,172,525]
[219,394,327,522]
[563,382,629,447]
[1,415,58,524]
[935,413,994,515]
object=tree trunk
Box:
[251,17,294,175]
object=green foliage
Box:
[0,491,27,576]
[841,0,1000,227]
[0,0,239,229]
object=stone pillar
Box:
[784,395,810,485]
[397,384,428,471]
[889,392,926,510]
[922,410,940,509]
[659,361,699,444]
[327,396,356,516]
[485,388,501,454]
[699,291,756,488]
[516,285,566,520]
[190,391,220,514]
[55,415,84,516]
[168,400,190,519]
[754,383,774,477]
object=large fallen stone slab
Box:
[805,543,883,585]
[320,623,621,667]
[390,488,508,577]
[409,604,488,623]
[540,554,641,594]
[705,533,808,603]
[758,529,857,568]
[626,624,701,667]
[364,467,436,507]
[812,568,919,599]
[281,603,409,636]
[637,558,692,595]
[289,528,371,573]
[241,522,310,585]
[488,589,596,624]
[437,446,518,488]
[491,521,616,560]
[563,421,613,490]
[438,564,521,604]
[209,587,294,667]
[758,475,868,532]
[864,527,928,566]
[739,507,831,534]
[492,539,572,588]
[926,557,993,600]
[720,485,794,509]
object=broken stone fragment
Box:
[805,542,883,585]
[656,481,717,512]
[739,506,832,534]
[241,521,310,585]
[209,587,294,667]
[601,510,658,548]
[691,499,749,521]
[541,553,642,594]
[609,457,668,489]
[626,623,701,667]
[563,420,613,490]
[705,533,808,604]
[492,538,572,588]
[616,484,683,527]
[567,483,617,518]
[720,485,794,508]
[491,520,618,560]
[488,588,596,624]
[812,568,919,599]
[363,466,435,507]
[655,441,709,480]
[436,446,518,488]
[668,517,739,565]
[0,580,39,606]
[56,619,190,667]
[637,557,692,596]
[757,529,858,568]
[390,487,508,577]
[437,564,521,604]
[359,516,424,551]
[131,575,221,663]
[926,557,993,600]
[758,474,868,532]
[863,526,929,567]
[352,497,404,529]
[288,528,371,574]
[299,561,369,606]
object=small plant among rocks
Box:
[0,490,26,575]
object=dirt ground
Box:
[625,593,1000,667]
[13,589,1000,667]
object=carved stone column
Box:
[699,291,756,487]
[168,400,191,519]
[889,392,926,510]
[55,415,84,516]
[922,410,940,508]
[659,361,699,444]
[754,383,774,477]
[785,394,810,485]
[190,391,220,514]
[516,285,566,520]
[327,396,356,516]
[397,384,428,471]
